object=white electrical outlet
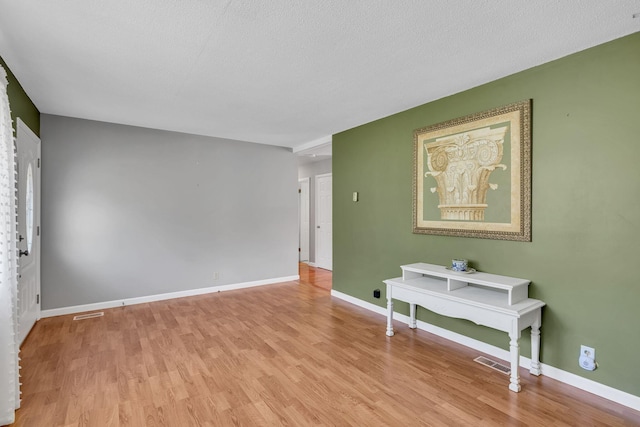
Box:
[579,345,596,371]
[213,272,220,280]
[581,345,595,360]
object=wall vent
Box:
[474,356,510,375]
[73,312,104,321]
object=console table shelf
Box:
[384,263,545,392]
[401,262,530,305]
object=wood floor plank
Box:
[10,263,640,426]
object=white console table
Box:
[384,263,545,392]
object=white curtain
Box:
[0,65,20,425]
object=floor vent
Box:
[73,312,104,321]
[474,356,511,375]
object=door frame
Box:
[298,177,310,262]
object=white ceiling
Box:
[296,141,332,165]
[0,1,638,150]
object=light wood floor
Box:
[12,265,640,426]
[298,262,332,290]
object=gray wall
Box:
[41,115,298,310]
[298,159,332,264]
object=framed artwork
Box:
[413,100,531,241]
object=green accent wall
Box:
[333,32,640,396]
[1,56,40,136]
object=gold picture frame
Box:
[413,100,531,241]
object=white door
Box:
[299,178,310,262]
[315,173,332,270]
[17,119,40,346]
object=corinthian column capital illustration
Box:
[424,125,508,221]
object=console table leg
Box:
[508,332,521,392]
[409,303,417,329]
[530,313,542,376]
[386,284,395,336]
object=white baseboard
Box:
[41,275,300,318]
[330,289,640,412]
[307,262,317,267]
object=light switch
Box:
[353,191,359,202]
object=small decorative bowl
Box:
[451,259,468,272]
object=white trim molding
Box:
[292,135,332,153]
[330,289,640,412]
[42,275,299,318]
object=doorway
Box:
[298,178,310,262]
